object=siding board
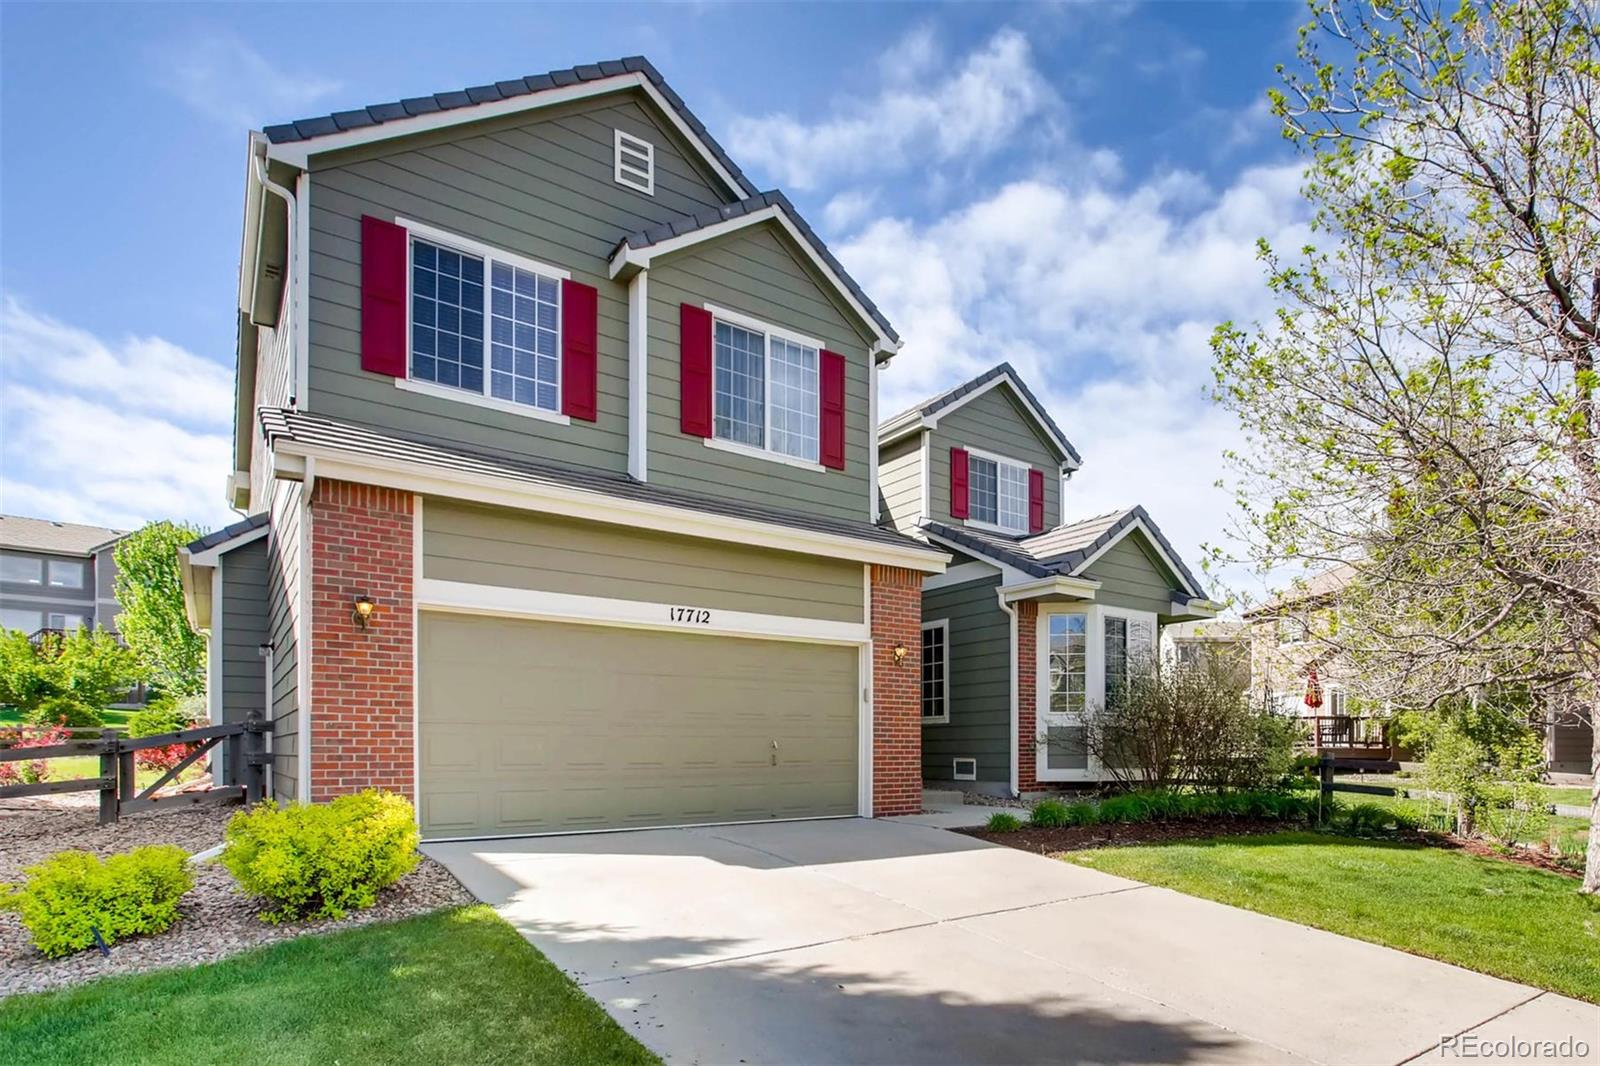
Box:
[922,575,1011,783]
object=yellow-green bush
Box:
[0,845,193,957]
[221,789,419,923]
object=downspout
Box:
[996,589,1019,798]
[252,141,299,402]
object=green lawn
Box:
[1065,832,1600,1003]
[0,706,136,731]
[1540,785,1593,809]
[0,906,656,1066]
[32,753,201,791]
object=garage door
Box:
[417,612,861,838]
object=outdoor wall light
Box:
[892,642,909,666]
[352,594,376,629]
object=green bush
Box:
[1062,801,1100,826]
[24,695,103,729]
[127,701,194,738]
[0,846,192,958]
[221,789,420,923]
[1028,798,1072,827]
[985,812,1022,833]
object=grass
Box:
[1539,785,1592,809]
[0,707,137,731]
[27,753,201,791]
[0,905,656,1066]
[1065,832,1600,1003]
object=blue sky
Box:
[0,1,1310,597]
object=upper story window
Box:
[967,451,1029,533]
[47,559,85,589]
[614,130,655,195]
[405,223,567,418]
[0,556,42,585]
[1277,611,1309,645]
[711,308,820,465]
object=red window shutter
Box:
[560,279,598,421]
[360,215,408,377]
[680,304,713,437]
[1028,468,1046,534]
[819,350,846,470]
[949,448,970,519]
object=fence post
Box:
[97,728,119,825]
[1318,752,1335,823]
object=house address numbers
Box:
[668,606,712,625]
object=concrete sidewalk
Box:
[427,817,1598,1065]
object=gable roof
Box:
[260,57,753,201]
[0,515,125,556]
[878,363,1082,468]
[922,505,1206,601]
[1241,563,1359,618]
[609,190,899,351]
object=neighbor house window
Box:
[45,613,84,632]
[1047,613,1088,715]
[967,452,1029,533]
[0,609,41,633]
[47,559,85,589]
[409,231,562,414]
[614,130,655,194]
[1,557,42,585]
[922,620,949,723]
[1277,611,1308,645]
[711,310,820,463]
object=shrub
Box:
[221,789,420,923]
[1028,798,1071,828]
[1062,801,1100,826]
[0,721,71,785]
[0,845,192,958]
[127,700,202,772]
[23,695,103,730]
[985,812,1022,833]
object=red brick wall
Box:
[871,564,923,816]
[1016,601,1040,792]
[308,480,415,802]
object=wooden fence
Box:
[0,712,268,823]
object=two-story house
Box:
[876,364,1218,794]
[0,514,125,638]
[178,58,948,841]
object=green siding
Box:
[1081,533,1185,616]
[922,574,1011,783]
[926,386,1063,530]
[267,479,302,801]
[646,223,875,521]
[877,433,923,534]
[218,538,270,785]
[304,92,727,476]
[423,498,865,622]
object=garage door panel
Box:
[419,614,860,838]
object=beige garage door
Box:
[417,612,861,839]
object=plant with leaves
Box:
[0,628,138,721]
[1211,0,1600,891]
[113,521,205,697]
[0,721,71,786]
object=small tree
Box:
[0,628,139,721]
[114,521,205,697]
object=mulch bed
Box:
[958,815,1587,878]
[957,817,1294,854]
[0,796,475,1001]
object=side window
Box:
[921,620,949,723]
[1,556,42,585]
[47,559,85,589]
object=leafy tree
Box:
[113,521,205,697]
[0,628,140,720]
[1211,0,1600,889]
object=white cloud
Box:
[0,302,233,530]
[728,27,1059,191]
[821,190,879,234]
[842,163,1312,605]
[151,30,340,131]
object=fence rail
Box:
[0,712,267,823]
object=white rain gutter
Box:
[996,589,1020,799]
[252,139,298,398]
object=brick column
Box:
[870,564,922,816]
[1016,600,1040,792]
[308,480,415,801]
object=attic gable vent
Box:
[614,130,655,195]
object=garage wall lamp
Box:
[892,642,909,666]
[352,593,376,629]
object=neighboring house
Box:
[0,514,125,637]
[178,57,948,841]
[876,364,1219,794]
[1162,619,1249,689]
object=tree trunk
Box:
[1585,695,1599,894]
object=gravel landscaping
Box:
[0,796,474,1000]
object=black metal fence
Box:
[0,712,268,823]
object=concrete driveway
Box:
[426,817,1598,1065]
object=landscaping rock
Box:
[0,798,474,1000]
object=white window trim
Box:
[921,618,950,724]
[396,217,570,419]
[953,757,977,781]
[702,301,827,471]
[963,445,1031,535]
[1034,603,1158,782]
[613,129,655,195]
